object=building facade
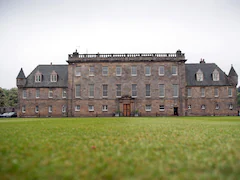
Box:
[16,50,238,117]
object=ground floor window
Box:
[215,104,219,110]
[88,105,94,112]
[188,105,191,110]
[159,105,165,111]
[75,105,80,111]
[49,105,52,113]
[62,105,66,113]
[102,105,108,111]
[229,104,233,110]
[35,106,39,113]
[22,105,26,113]
[145,105,151,111]
[201,105,206,110]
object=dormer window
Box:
[35,71,42,82]
[50,71,58,82]
[212,69,219,81]
[196,69,203,81]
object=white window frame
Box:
[75,67,81,76]
[145,66,151,76]
[215,104,219,110]
[228,87,232,97]
[187,88,191,97]
[23,89,27,99]
[102,84,108,97]
[188,105,191,110]
[159,105,165,111]
[131,66,137,76]
[102,66,108,76]
[75,85,81,98]
[49,105,52,113]
[116,66,122,76]
[62,89,67,98]
[36,89,40,98]
[212,69,220,81]
[35,105,39,113]
[35,74,42,82]
[159,66,164,76]
[146,84,151,97]
[159,84,165,98]
[48,90,53,98]
[145,105,152,112]
[88,105,94,112]
[172,66,177,75]
[50,74,57,82]
[116,84,121,97]
[196,69,203,81]
[89,66,95,76]
[214,88,219,97]
[201,104,206,110]
[229,104,233,110]
[132,84,137,97]
[75,105,80,111]
[22,105,26,113]
[102,105,108,112]
[201,88,205,97]
[89,84,94,98]
[173,84,179,97]
[62,105,66,113]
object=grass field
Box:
[0,117,240,179]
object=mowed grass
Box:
[0,117,240,179]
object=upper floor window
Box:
[132,84,137,97]
[50,71,57,82]
[212,69,219,81]
[103,84,108,97]
[102,66,108,76]
[131,66,137,76]
[22,89,27,99]
[173,84,179,97]
[116,66,122,76]
[36,89,40,98]
[89,84,94,98]
[228,87,232,97]
[145,66,151,76]
[146,84,150,97]
[89,66,95,76]
[48,89,53,98]
[75,84,81,98]
[35,71,42,82]
[159,84,165,97]
[196,69,203,81]
[75,67,81,76]
[62,89,67,98]
[214,88,219,97]
[187,88,191,97]
[116,84,121,97]
[159,66,164,76]
[201,88,205,97]
[172,66,177,75]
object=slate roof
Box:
[185,63,231,86]
[25,65,68,88]
[17,68,26,79]
[228,66,238,77]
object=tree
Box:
[0,88,5,107]
[0,87,18,107]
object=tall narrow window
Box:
[35,105,39,113]
[62,89,67,98]
[159,66,164,76]
[89,66,94,76]
[228,87,232,97]
[201,88,205,97]
[116,66,122,76]
[172,66,177,75]
[229,104,233,110]
[22,105,26,113]
[215,104,219,110]
[214,88,219,97]
[62,105,66,113]
[131,66,137,76]
[36,89,40,98]
[49,105,52,113]
[212,69,219,81]
[103,85,108,97]
[159,84,165,97]
[132,84,137,97]
[187,88,191,97]
[35,71,42,82]
[146,84,150,97]
[145,66,151,76]
[89,84,94,98]
[173,84,179,97]
[102,66,108,76]
[196,69,203,81]
[48,89,53,98]
[75,85,81,98]
[116,84,121,97]
[50,71,57,82]
[23,89,27,99]
[75,67,81,76]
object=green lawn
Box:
[0,117,240,179]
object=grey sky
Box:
[0,0,239,89]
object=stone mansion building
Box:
[16,50,238,117]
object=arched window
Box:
[196,69,203,81]
[50,70,58,82]
[212,69,219,81]
[35,71,42,82]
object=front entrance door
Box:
[174,107,178,116]
[123,104,131,116]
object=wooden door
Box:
[123,104,131,116]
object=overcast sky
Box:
[0,0,239,89]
